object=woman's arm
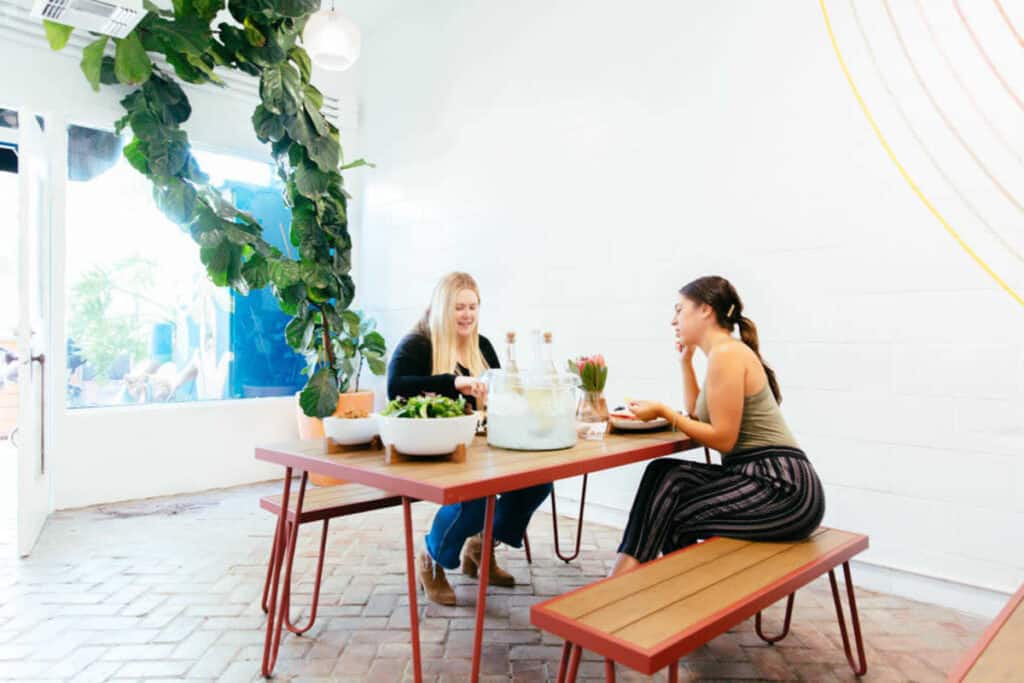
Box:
[386,335,458,400]
[631,345,745,453]
[680,346,699,416]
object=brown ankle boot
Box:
[461,535,515,587]
[418,551,456,606]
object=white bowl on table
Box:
[323,415,380,446]
[376,413,479,456]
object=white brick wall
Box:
[352,0,1024,607]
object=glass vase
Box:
[576,390,609,441]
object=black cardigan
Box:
[386,332,500,407]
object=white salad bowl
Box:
[376,413,479,456]
[323,415,380,446]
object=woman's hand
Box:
[455,376,488,404]
[627,400,668,422]
[676,341,696,363]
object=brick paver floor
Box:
[0,478,989,681]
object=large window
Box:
[65,125,304,408]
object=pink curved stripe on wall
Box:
[917,0,1024,169]
[851,0,1024,264]
[884,0,1024,214]
[955,0,1024,112]
[994,0,1024,48]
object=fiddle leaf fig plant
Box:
[42,0,385,417]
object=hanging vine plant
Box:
[42,0,385,418]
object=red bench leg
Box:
[829,561,868,676]
[551,474,588,563]
[261,515,283,614]
[604,657,615,682]
[755,592,796,644]
[262,470,307,677]
[668,661,679,683]
[284,518,330,635]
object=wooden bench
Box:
[531,527,869,682]
[948,582,1024,682]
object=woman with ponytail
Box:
[611,275,824,575]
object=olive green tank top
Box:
[694,382,799,456]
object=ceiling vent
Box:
[30,0,145,38]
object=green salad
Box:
[382,394,470,419]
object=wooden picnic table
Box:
[256,431,702,682]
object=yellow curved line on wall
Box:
[819,0,1024,308]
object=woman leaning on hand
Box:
[612,275,825,576]
[386,272,552,605]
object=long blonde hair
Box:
[415,272,490,377]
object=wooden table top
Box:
[531,527,869,673]
[256,431,700,505]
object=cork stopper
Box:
[543,332,552,343]
[506,331,516,344]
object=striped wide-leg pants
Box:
[617,447,825,563]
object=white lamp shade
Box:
[303,9,361,71]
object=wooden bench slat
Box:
[577,537,804,633]
[962,585,1024,682]
[548,536,752,620]
[615,528,856,648]
[260,483,403,520]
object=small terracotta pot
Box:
[294,391,376,487]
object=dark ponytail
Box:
[736,315,781,404]
[679,275,782,404]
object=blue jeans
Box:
[424,483,553,570]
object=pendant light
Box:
[303,1,361,72]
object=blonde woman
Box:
[387,272,552,606]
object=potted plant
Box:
[295,309,387,485]
[569,354,609,440]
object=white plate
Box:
[609,415,670,431]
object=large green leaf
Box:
[243,16,266,46]
[290,47,311,82]
[293,161,329,197]
[200,238,243,287]
[241,252,270,290]
[276,0,318,17]
[364,352,386,376]
[362,331,386,356]
[43,21,73,50]
[336,274,355,309]
[114,33,153,85]
[340,310,360,337]
[284,313,313,350]
[81,36,109,92]
[299,367,339,418]
[122,140,149,174]
[154,180,197,224]
[259,63,302,114]
[147,130,189,177]
[270,259,301,288]
[144,75,192,125]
